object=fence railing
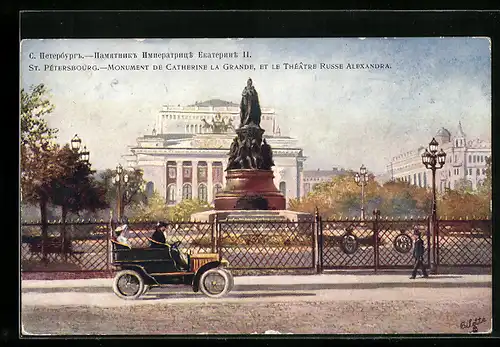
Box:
[436,219,492,267]
[319,216,431,271]
[21,214,492,273]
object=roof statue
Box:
[201,113,235,134]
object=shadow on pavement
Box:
[140,292,316,300]
[232,281,491,291]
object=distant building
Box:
[302,167,348,196]
[386,122,491,192]
[123,99,306,206]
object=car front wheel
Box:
[199,268,231,298]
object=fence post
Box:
[212,214,218,253]
[427,217,431,272]
[62,222,67,263]
[373,209,380,273]
[107,211,113,274]
[313,208,319,274]
[435,218,439,274]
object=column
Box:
[192,160,198,199]
[207,161,213,203]
[176,161,182,203]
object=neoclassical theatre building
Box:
[123,99,306,206]
[386,122,491,192]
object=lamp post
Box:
[71,134,82,152]
[421,138,447,274]
[112,163,129,222]
[354,164,368,219]
[66,134,91,260]
[71,134,91,164]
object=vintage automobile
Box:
[110,236,234,300]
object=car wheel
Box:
[113,270,145,300]
[199,268,231,298]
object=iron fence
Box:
[436,219,492,267]
[21,220,110,272]
[218,220,315,269]
[21,214,492,274]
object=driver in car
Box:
[150,222,168,248]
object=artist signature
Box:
[460,317,487,332]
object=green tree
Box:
[454,178,474,194]
[290,173,432,218]
[128,191,169,220]
[50,144,108,222]
[21,84,61,259]
[168,199,213,222]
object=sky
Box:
[20,38,491,174]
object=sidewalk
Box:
[22,273,492,290]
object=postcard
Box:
[20,37,492,335]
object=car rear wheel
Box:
[199,268,231,298]
[113,270,145,300]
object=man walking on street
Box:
[410,229,429,279]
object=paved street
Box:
[21,274,492,335]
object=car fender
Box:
[192,261,221,292]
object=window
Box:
[279,181,286,199]
[473,155,476,163]
[482,168,486,175]
[212,163,223,183]
[477,169,480,176]
[198,183,208,202]
[145,181,154,198]
[167,184,176,203]
[304,183,311,195]
[198,163,207,180]
[182,184,192,200]
[423,172,427,187]
[413,174,416,185]
[418,173,422,187]
[168,167,176,179]
[449,170,451,177]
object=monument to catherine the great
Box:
[191,78,312,222]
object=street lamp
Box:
[354,164,369,219]
[71,134,81,151]
[80,145,90,164]
[112,163,129,222]
[421,137,447,274]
